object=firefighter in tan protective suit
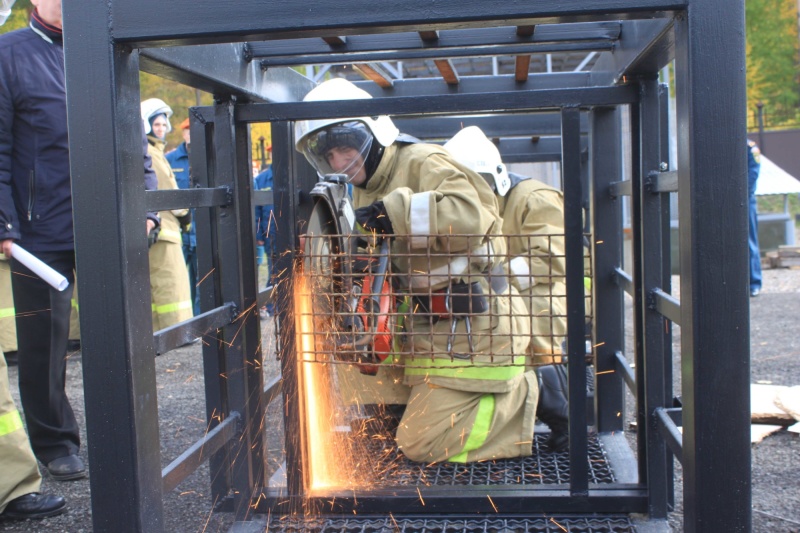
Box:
[444,126,570,451]
[296,78,566,463]
[141,99,194,330]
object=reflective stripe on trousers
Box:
[448,393,495,463]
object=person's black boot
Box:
[536,365,569,453]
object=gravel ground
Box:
[2,268,799,532]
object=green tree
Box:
[746,0,800,123]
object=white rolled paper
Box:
[10,244,69,291]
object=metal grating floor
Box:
[263,514,637,532]
[357,429,616,486]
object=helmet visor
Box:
[301,121,373,182]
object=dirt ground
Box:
[2,268,799,532]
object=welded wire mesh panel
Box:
[357,429,615,486]
[299,232,593,372]
[266,514,637,532]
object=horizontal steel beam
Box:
[354,72,605,97]
[614,351,637,397]
[608,179,632,197]
[258,42,613,68]
[252,190,274,206]
[145,187,231,212]
[590,19,675,83]
[650,288,681,325]
[250,23,620,61]
[395,113,588,139]
[161,411,240,493]
[253,21,621,67]
[647,170,678,193]
[614,267,634,297]
[258,489,649,515]
[110,1,686,47]
[236,85,639,123]
[655,407,683,464]
[262,376,282,408]
[498,137,588,163]
[140,47,314,102]
[153,303,237,355]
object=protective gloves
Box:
[354,201,394,236]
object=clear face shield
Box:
[301,121,373,182]
[0,0,16,25]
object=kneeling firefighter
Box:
[296,78,540,463]
[444,126,570,452]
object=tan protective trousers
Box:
[0,351,41,512]
[395,371,538,463]
[0,260,16,353]
[149,240,193,331]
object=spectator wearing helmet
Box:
[296,78,536,464]
[142,99,194,331]
[444,126,569,452]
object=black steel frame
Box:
[61,1,750,532]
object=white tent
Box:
[755,155,800,196]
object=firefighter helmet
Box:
[295,78,398,179]
[444,126,511,196]
[141,98,173,135]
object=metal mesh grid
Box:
[265,514,637,532]
[356,429,615,486]
[300,232,592,372]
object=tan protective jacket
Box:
[353,143,529,393]
[354,142,505,290]
[147,137,187,245]
[499,179,567,356]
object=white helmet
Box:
[141,98,173,135]
[444,126,511,196]
[295,78,399,179]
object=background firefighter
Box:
[141,98,194,331]
[444,126,570,452]
[296,78,539,464]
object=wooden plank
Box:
[516,25,535,37]
[322,36,347,47]
[751,425,783,444]
[433,58,460,85]
[777,245,800,258]
[751,383,794,424]
[775,386,800,420]
[418,30,439,42]
[353,63,394,88]
[515,55,531,82]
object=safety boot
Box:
[536,365,569,453]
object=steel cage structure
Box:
[61,1,750,532]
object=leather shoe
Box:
[750,287,760,297]
[1,492,66,520]
[46,454,86,481]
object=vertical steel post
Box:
[190,112,234,502]
[657,82,676,511]
[675,1,751,530]
[63,3,163,531]
[561,106,589,497]
[628,96,648,481]
[212,100,265,521]
[638,77,669,519]
[271,121,318,507]
[589,107,625,434]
